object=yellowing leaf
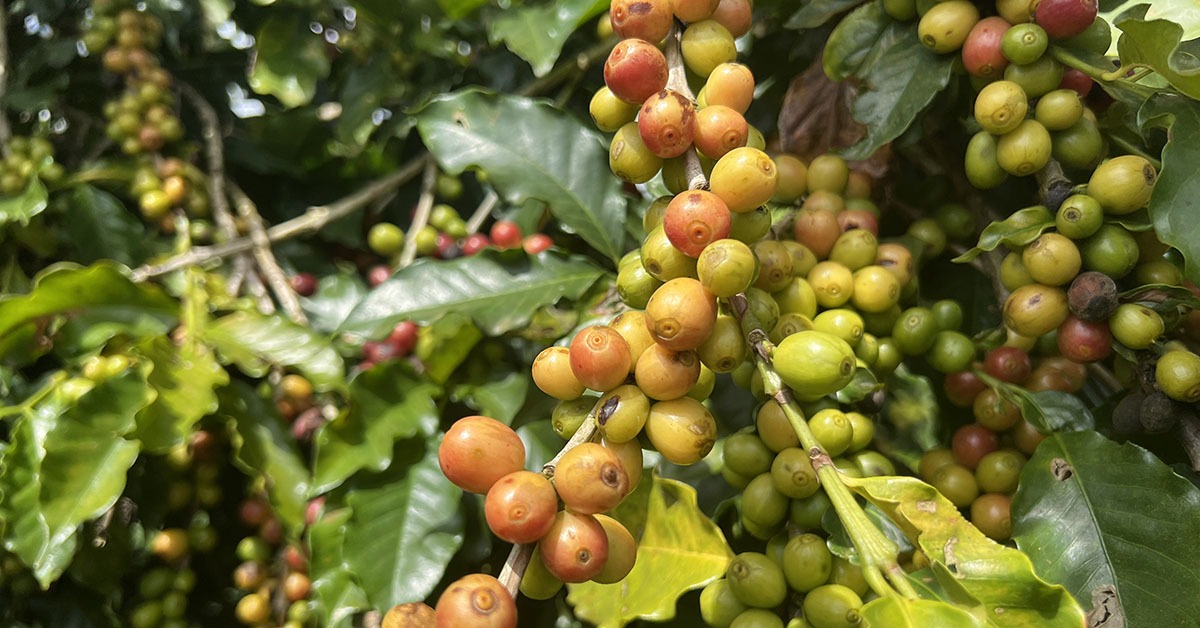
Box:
[567,476,732,628]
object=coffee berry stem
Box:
[728,293,917,601]
[1048,47,1157,100]
[663,20,707,191]
[496,395,604,597]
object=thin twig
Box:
[230,183,307,324]
[397,160,439,268]
[180,83,237,243]
[0,6,11,154]
[243,269,275,314]
[663,21,706,190]
[465,190,500,234]
[131,157,428,281]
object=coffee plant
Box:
[2,0,1200,626]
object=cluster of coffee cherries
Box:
[232,496,312,627]
[0,135,64,196]
[273,373,327,445]
[429,415,640,625]
[129,156,211,227]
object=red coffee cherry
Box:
[484,470,559,543]
[604,39,669,104]
[438,416,527,494]
[951,424,1000,470]
[984,346,1032,384]
[662,190,732,258]
[638,90,696,159]
[489,220,523,249]
[538,511,610,583]
[569,326,633,392]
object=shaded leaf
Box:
[311,361,439,494]
[787,0,869,29]
[993,385,1096,433]
[299,270,370,334]
[845,474,1087,626]
[341,439,464,611]
[248,15,331,108]
[1116,6,1200,99]
[132,336,228,453]
[489,0,608,76]
[1013,430,1200,627]
[61,186,148,266]
[414,312,483,384]
[842,22,956,160]
[451,370,531,424]
[567,476,732,628]
[824,1,890,80]
[516,419,566,470]
[205,310,345,392]
[0,176,48,226]
[1137,92,1200,283]
[220,382,310,534]
[0,373,151,587]
[337,250,605,338]
[823,502,912,561]
[417,90,627,263]
[953,207,1055,263]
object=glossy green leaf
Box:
[437,0,488,19]
[1013,430,1200,627]
[824,0,890,80]
[845,474,1087,626]
[248,15,331,107]
[823,502,913,561]
[299,271,370,334]
[0,373,151,587]
[489,0,608,76]
[0,176,48,226]
[417,90,627,263]
[1138,93,1200,283]
[311,361,439,494]
[953,207,1055,263]
[337,250,605,338]
[862,595,985,627]
[787,0,869,29]
[220,382,310,534]
[309,507,369,628]
[205,310,345,392]
[0,262,177,350]
[415,312,483,384]
[61,186,148,266]
[1116,6,1200,99]
[993,385,1096,433]
[451,370,531,424]
[842,22,956,160]
[883,364,941,460]
[341,438,464,611]
[567,476,732,627]
[132,336,228,453]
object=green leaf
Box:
[132,336,228,453]
[61,186,148,266]
[341,439,464,611]
[567,476,732,628]
[824,0,890,80]
[417,90,627,264]
[994,386,1096,433]
[451,370,531,424]
[0,262,177,351]
[309,507,370,628]
[414,312,483,385]
[299,271,370,334]
[788,0,869,28]
[437,0,488,19]
[337,250,605,338]
[845,474,1087,626]
[220,382,311,534]
[0,176,48,226]
[952,206,1055,263]
[312,361,439,494]
[842,22,957,160]
[205,310,345,392]
[1137,93,1200,283]
[489,0,608,76]
[862,595,986,628]
[823,502,913,561]
[1116,6,1200,99]
[248,15,331,108]
[1013,430,1200,627]
[0,372,152,587]
[883,364,941,465]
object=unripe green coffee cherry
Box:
[726,552,788,609]
[1035,89,1084,131]
[997,119,1052,176]
[782,533,832,593]
[974,80,1028,135]
[1080,224,1139,278]
[1001,23,1048,64]
[1052,115,1104,170]
[610,122,662,184]
[698,238,757,298]
[809,408,854,456]
[828,229,878,271]
[700,579,749,628]
[770,447,819,499]
[681,20,737,77]
[590,86,640,133]
[1003,55,1063,98]
[806,154,850,194]
[1156,350,1200,403]
[1003,283,1069,337]
[813,309,865,347]
[928,330,976,373]
[770,312,814,345]
[596,384,650,443]
[850,265,901,313]
[1110,303,1163,350]
[1087,155,1156,215]
[918,0,980,53]
[773,331,857,401]
[965,130,1008,189]
[1022,232,1082,286]
[1055,194,1103,239]
[802,584,864,628]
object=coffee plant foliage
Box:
[1,0,1199,626]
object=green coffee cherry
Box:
[726,552,788,609]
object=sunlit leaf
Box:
[248,15,331,107]
[205,310,345,392]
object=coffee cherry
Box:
[604,39,669,104]
[642,226,699,281]
[700,579,749,628]
[1067,271,1118,321]
[663,190,732,257]
[438,416,526,494]
[997,119,1052,176]
[533,346,587,400]
[743,472,789,527]
[984,346,1032,384]
[1056,194,1103,239]
[828,229,878,271]
[1002,23,1049,65]
[1053,115,1105,169]
[952,424,1000,470]
[1004,283,1069,337]
[727,552,787,609]
[539,511,610,583]
[918,0,980,53]
[489,220,522,249]
[569,325,632,392]
[803,584,864,628]
[773,330,856,401]
[681,20,737,76]
[638,90,696,159]
[1022,232,1081,286]
[554,442,630,515]
[1087,155,1156,215]
[1156,350,1200,403]
[609,311,657,373]
[697,238,757,298]
[692,105,749,160]
[602,437,645,490]
[645,278,718,351]
[975,81,1027,135]
[962,16,1011,78]
[704,63,755,114]
[965,130,1008,189]
[972,388,1021,432]
[434,574,517,628]
[151,528,189,563]
[590,86,640,132]
[522,233,552,254]
[1080,224,1139,278]
[975,449,1026,494]
[1109,303,1163,350]
[368,222,405,256]
[592,515,637,583]
[383,602,437,628]
[709,147,778,212]
[972,493,1014,541]
[644,397,717,464]
[635,342,701,400]
[235,592,271,625]
[484,470,558,543]
[932,463,981,507]
[284,572,312,602]
[609,0,672,43]
[520,547,564,601]
[919,448,957,481]
[808,261,854,309]
[770,447,819,499]
[945,370,987,407]
[610,122,663,184]
[1057,315,1112,363]
[1034,0,1098,39]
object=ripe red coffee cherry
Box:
[638,90,696,159]
[663,190,732,257]
[837,209,879,236]
[367,264,391,287]
[434,574,517,628]
[951,424,1000,470]
[692,105,748,160]
[489,220,523,249]
[610,0,673,43]
[962,16,1011,78]
[569,326,633,392]
[438,416,527,494]
[1057,315,1112,363]
[461,233,490,256]
[523,233,553,254]
[554,442,631,515]
[1034,0,1098,40]
[539,511,610,583]
[604,39,669,104]
[984,346,1032,384]
[290,272,318,296]
[1059,68,1094,97]
[945,369,987,407]
[793,207,843,259]
[484,470,558,543]
[645,278,719,351]
[711,0,752,38]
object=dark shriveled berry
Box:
[1067,271,1118,322]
